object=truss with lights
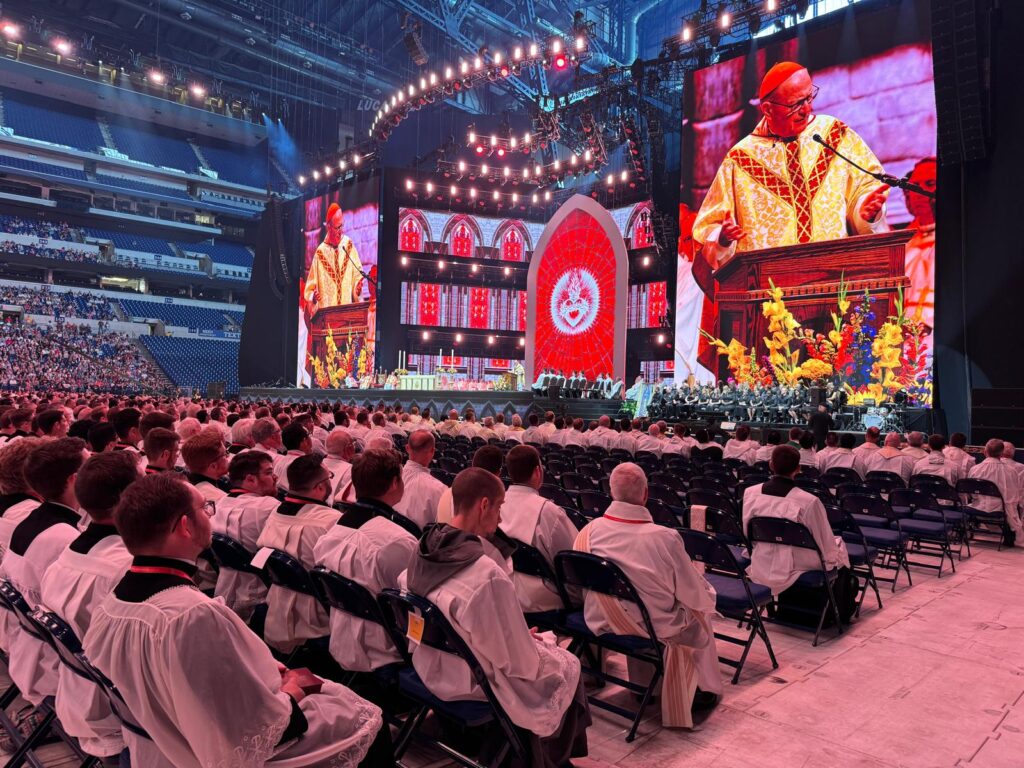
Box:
[369,36,590,142]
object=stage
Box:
[238,386,624,421]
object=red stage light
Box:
[475,145,486,155]
[499,66,510,77]
[553,54,568,70]
[496,147,506,158]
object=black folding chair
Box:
[554,552,663,742]
[823,506,882,615]
[689,475,733,497]
[561,471,597,494]
[645,497,684,528]
[746,517,845,646]
[678,529,778,683]
[797,465,821,480]
[865,470,906,494]
[834,482,881,501]
[649,471,688,494]
[378,589,529,767]
[430,469,455,487]
[840,495,912,591]
[646,485,687,526]
[210,533,271,586]
[577,490,613,519]
[882,488,957,577]
[956,478,1013,549]
[822,467,862,485]
[507,540,575,630]
[538,483,579,511]
[903,484,971,559]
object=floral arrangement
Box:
[703,274,932,406]
[308,328,370,389]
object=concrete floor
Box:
[8,543,1022,767]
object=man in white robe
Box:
[574,463,722,727]
[944,433,975,480]
[723,425,759,465]
[817,432,860,477]
[39,451,137,758]
[84,472,387,768]
[180,427,229,502]
[274,422,315,491]
[755,431,783,464]
[0,437,43,565]
[585,416,616,451]
[797,432,818,469]
[492,414,509,440]
[322,430,355,505]
[564,419,588,448]
[546,418,570,448]
[402,468,590,766]
[252,417,287,470]
[314,449,417,674]
[212,451,279,621]
[521,413,547,445]
[499,445,578,612]
[393,430,445,530]
[1,438,88,706]
[257,455,341,652]
[912,435,960,486]
[743,446,850,595]
[852,427,882,480]
[142,427,179,476]
[902,432,930,467]
[435,411,462,438]
[635,424,666,457]
[863,432,914,483]
[364,413,394,447]
[968,439,1023,546]
[505,415,526,443]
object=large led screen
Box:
[676,4,936,407]
[296,179,379,387]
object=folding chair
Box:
[910,474,954,495]
[797,464,821,480]
[834,482,881,501]
[904,483,971,559]
[823,505,882,614]
[840,495,912,591]
[649,471,688,494]
[689,475,733,497]
[678,529,778,683]
[956,478,1012,550]
[308,567,404,687]
[0,583,100,768]
[538,483,579,511]
[646,486,687,526]
[865,471,905,497]
[430,469,455,487]
[561,471,597,495]
[439,456,464,474]
[722,458,747,473]
[209,533,271,586]
[507,540,574,630]
[378,590,529,767]
[577,490,612,519]
[822,467,862,485]
[645,498,683,528]
[576,465,605,486]
[883,489,957,577]
[572,455,598,470]
[554,552,663,742]
[746,517,845,646]
[600,457,621,475]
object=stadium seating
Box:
[0,154,88,180]
[94,174,193,201]
[176,240,254,268]
[106,120,202,174]
[119,299,242,330]
[140,336,240,394]
[198,141,278,189]
[1,90,106,153]
[83,228,175,257]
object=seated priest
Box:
[817,432,860,476]
[862,432,914,483]
[212,451,279,622]
[83,472,389,767]
[573,462,722,728]
[39,451,138,759]
[967,439,1023,547]
[743,445,857,623]
[393,429,446,529]
[314,448,418,674]
[402,468,591,767]
[498,445,579,612]
[912,434,961,486]
[256,454,341,652]
[723,425,759,465]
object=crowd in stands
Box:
[0,322,166,392]
[0,241,99,265]
[0,285,116,321]
[0,392,1018,766]
[0,216,81,242]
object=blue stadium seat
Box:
[196,140,275,189]
[2,89,105,152]
[140,336,240,394]
[94,174,193,201]
[176,240,254,269]
[84,228,175,257]
[0,154,88,180]
[119,299,241,330]
[106,120,202,173]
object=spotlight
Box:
[518,337,526,347]
[471,264,479,273]
[551,39,562,54]
[469,188,477,199]
[189,84,206,99]
[54,39,72,55]
[450,185,457,195]
[298,175,306,185]
[352,154,361,165]
[491,190,499,201]
[529,43,538,57]
[422,331,430,340]
[720,10,731,28]
[455,333,463,342]
[148,69,166,84]
[425,181,434,193]
[620,170,628,182]
[553,54,568,70]
[339,159,347,170]
[2,23,19,38]
[458,160,467,173]
[767,0,777,9]
[437,260,445,270]
[487,335,495,345]
[510,137,518,149]
[474,56,483,70]
[496,147,506,158]
[481,164,489,175]
[543,191,551,201]
[657,333,666,344]
[606,173,614,185]
[513,46,522,61]
[531,194,538,204]
[504,266,512,276]
[445,66,453,79]
[575,36,586,51]
[511,192,518,203]
[682,25,692,43]
[642,255,651,267]
[324,165,332,176]
[475,145,487,155]
[401,256,409,266]
[312,170,321,180]
[405,179,414,190]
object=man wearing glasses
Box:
[693,61,891,268]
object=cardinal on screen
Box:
[303,203,364,315]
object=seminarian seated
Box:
[573,463,723,728]
[83,473,389,767]
[498,444,579,612]
[314,448,418,673]
[743,445,856,623]
[401,468,591,766]
[256,454,341,652]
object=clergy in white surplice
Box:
[0,437,43,570]
[816,432,861,477]
[256,454,341,652]
[314,448,417,673]
[321,430,355,505]
[212,450,279,620]
[862,432,915,483]
[393,430,445,530]
[39,452,137,758]
[573,462,722,729]
[723,425,759,466]
[0,438,88,706]
[912,435,961,486]
[401,468,591,766]
[273,422,316,491]
[180,426,229,502]
[584,416,617,451]
[852,427,882,479]
[499,445,579,613]
[743,446,850,595]
[968,440,1023,547]
[84,473,387,768]
[943,434,975,480]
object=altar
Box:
[398,374,437,391]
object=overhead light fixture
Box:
[53,39,72,55]
[2,23,20,39]
[189,84,206,98]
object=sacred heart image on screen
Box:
[550,268,600,335]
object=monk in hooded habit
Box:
[693,61,890,268]
[573,462,722,729]
[401,467,591,767]
[83,472,389,767]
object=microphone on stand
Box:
[812,134,936,199]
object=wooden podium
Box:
[310,302,371,364]
[709,231,913,369]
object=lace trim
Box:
[327,696,383,767]
[207,716,288,768]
